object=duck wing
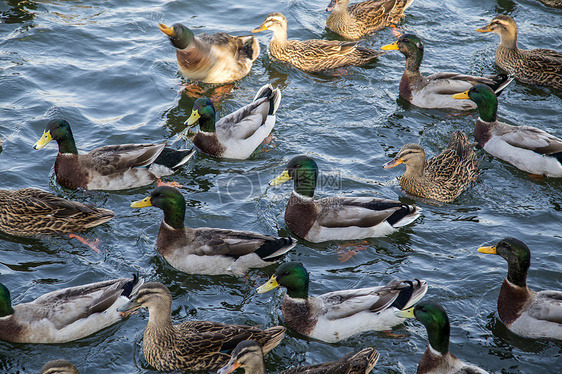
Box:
[318,285,400,320]
[216,97,271,140]
[9,188,96,217]
[528,290,562,324]
[83,143,166,176]
[497,124,562,155]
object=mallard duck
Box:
[537,0,562,8]
[383,131,478,203]
[381,34,513,110]
[158,23,260,84]
[453,84,562,177]
[477,15,562,90]
[218,340,379,374]
[40,360,79,374]
[395,302,489,373]
[33,119,195,190]
[326,0,414,40]
[130,186,296,275]
[257,262,428,343]
[477,237,562,339]
[0,188,114,237]
[0,275,143,343]
[251,13,384,73]
[118,282,285,372]
[269,155,421,242]
[185,84,281,159]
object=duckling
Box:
[477,15,562,90]
[0,275,143,343]
[453,84,562,177]
[477,237,562,339]
[131,186,296,275]
[33,119,194,190]
[252,13,384,73]
[326,0,415,40]
[218,340,379,374]
[383,131,478,203]
[269,155,421,242]
[257,261,428,343]
[158,23,260,84]
[395,302,489,373]
[40,360,79,374]
[185,84,281,159]
[381,34,513,110]
[118,282,286,372]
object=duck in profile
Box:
[0,275,143,343]
[158,23,260,84]
[40,360,79,374]
[257,261,428,343]
[33,119,194,190]
[218,340,380,374]
[453,84,562,177]
[252,13,384,73]
[383,131,478,203]
[395,302,489,373]
[326,0,415,40]
[381,34,513,110]
[131,186,296,275]
[477,15,562,90]
[269,155,421,242]
[118,282,286,372]
[477,237,562,339]
[185,84,281,159]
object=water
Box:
[1,0,561,372]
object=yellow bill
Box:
[477,245,497,254]
[217,360,241,374]
[269,170,291,186]
[383,157,403,169]
[476,25,492,33]
[394,306,415,318]
[251,24,268,33]
[158,23,175,36]
[256,276,279,294]
[33,131,52,150]
[381,41,399,51]
[452,90,470,100]
[131,196,152,208]
[185,110,201,126]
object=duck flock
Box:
[0,0,561,373]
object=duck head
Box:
[257,261,310,299]
[185,98,216,132]
[158,23,195,50]
[131,186,186,230]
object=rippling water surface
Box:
[1,0,561,373]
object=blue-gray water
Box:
[1,0,561,373]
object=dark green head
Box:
[131,186,186,229]
[0,283,15,317]
[257,261,310,299]
[478,237,530,287]
[466,84,498,122]
[382,34,424,72]
[33,119,78,154]
[185,98,216,132]
[412,302,450,355]
[270,155,318,198]
[158,23,195,50]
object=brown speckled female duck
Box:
[40,360,79,374]
[383,131,478,203]
[252,13,384,72]
[326,0,414,40]
[477,15,562,90]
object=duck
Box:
[185,84,281,159]
[40,360,79,374]
[0,188,114,237]
[476,15,562,90]
[218,340,379,374]
[395,302,489,373]
[251,13,384,73]
[33,119,195,190]
[269,155,421,243]
[326,0,414,40]
[453,84,562,177]
[381,34,513,110]
[477,237,562,339]
[118,282,285,372]
[257,261,428,343]
[130,186,296,275]
[158,22,260,84]
[383,131,478,203]
[0,274,143,343]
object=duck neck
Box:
[506,258,529,288]
[56,130,79,154]
[198,113,216,133]
[162,202,186,230]
[498,30,517,50]
[243,356,266,374]
[146,299,174,333]
[403,159,425,180]
[477,98,497,123]
[427,323,450,355]
[270,26,288,46]
[285,283,309,300]
[404,48,423,77]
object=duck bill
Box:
[381,41,399,51]
[257,275,280,293]
[131,196,152,208]
[477,245,497,254]
[117,298,142,314]
[185,110,200,126]
[394,306,415,318]
[476,24,492,33]
[158,23,175,36]
[269,170,291,186]
[252,24,268,33]
[452,90,470,100]
[383,157,403,169]
[33,131,52,150]
[217,359,241,374]
[326,0,336,12]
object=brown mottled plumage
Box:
[383,131,478,203]
[537,0,562,7]
[477,15,562,90]
[40,360,80,374]
[118,282,285,372]
[0,188,114,237]
[252,13,384,73]
[326,0,414,40]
